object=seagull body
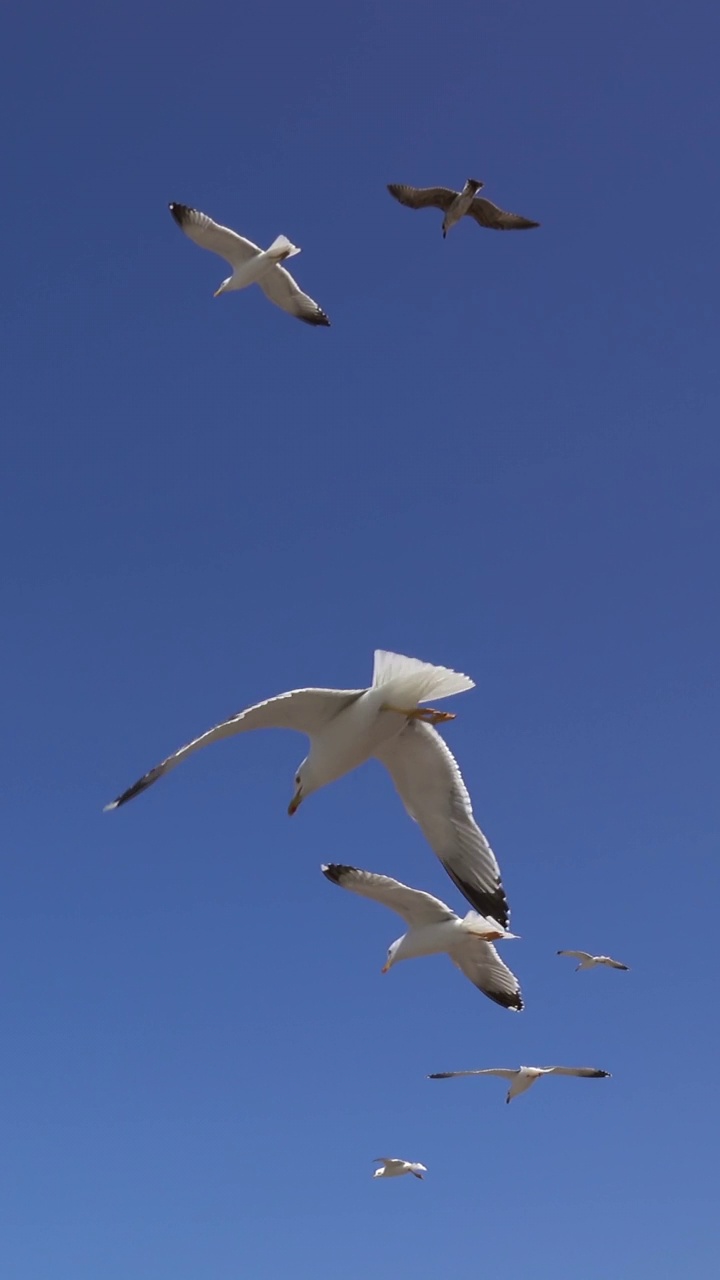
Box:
[106,649,510,926]
[168,203,330,325]
[387,178,540,237]
[373,1158,426,1180]
[557,950,629,972]
[429,1065,610,1104]
[321,865,522,1011]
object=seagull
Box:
[557,950,629,972]
[168,202,330,326]
[373,1158,427,1181]
[387,178,540,238]
[322,865,522,1010]
[105,650,510,926]
[428,1065,611,1104]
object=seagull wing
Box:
[467,196,540,231]
[544,1066,611,1079]
[373,720,509,927]
[258,265,330,326]
[450,940,523,1010]
[106,687,365,810]
[428,1068,516,1080]
[605,957,629,970]
[321,865,456,928]
[387,183,458,212]
[168,203,261,267]
[557,950,594,962]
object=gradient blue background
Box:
[1,2,719,1277]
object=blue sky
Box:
[1,1,719,1276]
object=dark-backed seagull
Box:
[387,179,539,238]
[373,1158,427,1180]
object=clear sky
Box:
[1,1,719,1277]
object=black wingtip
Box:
[104,767,162,811]
[321,863,354,885]
[427,1073,453,1080]
[443,867,511,932]
[168,202,192,227]
[486,989,524,1012]
[299,311,331,327]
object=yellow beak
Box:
[288,791,302,816]
[381,963,390,974]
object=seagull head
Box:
[288,759,317,815]
[381,938,403,974]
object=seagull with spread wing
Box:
[105,649,511,927]
[557,950,629,972]
[387,178,539,238]
[373,1158,427,1181]
[168,202,330,325]
[321,865,522,1010]
[429,1065,611,1104]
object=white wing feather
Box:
[106,688,364,809]
[169,203,261,267]
[450,941,523,1010]
[258,266,330,325]
[321,865,456,927]
[428,1068,517,1080]
[374,720,509,927]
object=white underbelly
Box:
[231,255,275,290]
[312,691,405,784]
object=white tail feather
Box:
[462,911,518,939]
[371,650,474,705]
[266,234,301,262]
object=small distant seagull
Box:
[557,950,629,972]
[321,865,522,1010]
[387,178,539,238]
[168,203,330,326]
[373,1158,427,1180]
[428,1065,610,1105]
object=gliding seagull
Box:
[168,202,330,326]
[557,950,629,971]
[322,865,522,1010]
[429,1065,611,1104]
[387,178,540,238]
[373,1158,427,1180]
[105,650,511,926]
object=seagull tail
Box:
[372,650,474,705]
[266,234,301,262]
[462,911,518,940]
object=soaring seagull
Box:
[105,649,511,927]
[387,178,539,237]
[373,1158,427,1181]
[321,865,522,1010]
[557,950,629,972]
[428,1065,611,1104]
[168,202,330,326]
